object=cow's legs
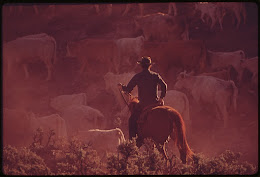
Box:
[107,4,112,16]
[210,16,217,30]
[216,104,228,128]
[241,6,246,24]
[200,13,206,23]
[234,11,241,29]
[46,66,52,81]
[94,4,100,14]
[218,16,224,31]
[33,5,39,15]
[23,64,30,80]
[139,3,144,16]
[168,3,177,16]
[122,4,131,16]
[44,60,53,81]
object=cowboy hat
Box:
[137,56,152,65]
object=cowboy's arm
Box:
[119,75,138,93]
[158,74,167,98]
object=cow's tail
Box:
[230,80,238,112]
[199,40,207,73]
[116,128,126,144]
[50,36,57,65]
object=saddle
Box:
[137,101,164,131]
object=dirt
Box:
[2,3,258,166]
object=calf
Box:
[115,35,144,72]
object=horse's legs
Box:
[156,143,168,160]
[179,148,187,164]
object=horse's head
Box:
[128,97,140,114]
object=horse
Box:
[128,97,194,164]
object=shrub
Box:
[175,150,257,175]
[107,138,167,175]
[3,145,51,175]
[55,137,103,175]
[3,128,257,175]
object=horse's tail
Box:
[170,110,194,162]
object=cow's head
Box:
[176,70,188,80]
[174,70,194,91]
[177,70,195,80]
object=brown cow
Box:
[3,33,57,81]
[134,12,189,41]
[140,40,207,85]
[66,38,118,76]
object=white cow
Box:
[122,3,144,16]
[240,56,258,92]
[115,36,145,72]
[3,108,67,147]
[206,50,246,84]
[168,2,178,16]
[163,90,190,123]
[31,114,68,144]
[75,128,126,158]
[50,93,87,113]
[3,33,57,81]
[104,72,137,111]
[134,13,189,41]
[163,89,191,134]
[62,105,105,137]
[217,2,247,29]
[3,108,35,147]
[123,3,178,17]
[7,5,39,15]
[194,2,225,31]
[94,4,113,16]
[174,71,238,128]
[198,68,231,81]
[94,3,143,16]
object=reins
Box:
[118,86,131,109]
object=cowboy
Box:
[118,56,167,140]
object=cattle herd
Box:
[2,2,258,165]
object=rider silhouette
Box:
[118,56,167,139]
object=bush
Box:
[55,137,103,175]
[3,145,51,175]
[175,150,257,175]
[3,129,257,175]
[107,138,167,175]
